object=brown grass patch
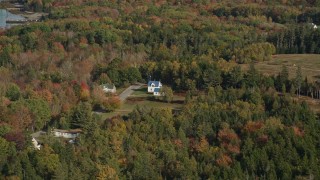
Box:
[241,54,320,82]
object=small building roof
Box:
[154,88,161,92]
[53,129,82,134]
[101,83,115,89]
[148,81,161,87]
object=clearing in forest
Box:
[98,85,185,119]
[241,54,320,82]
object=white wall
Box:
[54,131,78,139]
[148,86,154,93]
[103,88,116,93]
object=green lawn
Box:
[98,86,185,119]
[131,86,149,97]
[241,54,320,82]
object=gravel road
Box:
[119,84,143,101]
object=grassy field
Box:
[241,54,320,81]
[241,54,320,113]
[98,86,185,119]
[131,86,149,97]
[292,95,320,113]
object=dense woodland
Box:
[1,0,320,179]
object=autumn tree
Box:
[161,86,174,103]
[80,82,90,101]
[96,164,119,180]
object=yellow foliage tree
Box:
[96,164,119,180]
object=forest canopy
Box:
[1,0,320,179]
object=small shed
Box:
[53,129,82,139]
[101,83,116,93]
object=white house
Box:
[101,83,116,93]
[53,129,82,139]
[31,131,46,150]
[32,138,41,150]
[311,23,318,29]
[153,87,162,96]
[148,81,162,95]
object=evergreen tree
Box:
[294,66,303,97]
[246,63,259,88]
[71,102,92,129]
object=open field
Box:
[294,96,320,113]
[97,86,185,119]
[241,54,320,113]
[241,54,320,82]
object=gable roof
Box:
[148,81,161,87]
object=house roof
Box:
[148,81,161,87]
[154,88,161,92]
[101,83,115,89]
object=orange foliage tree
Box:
[218,127,241,155]
[80,82,90,101]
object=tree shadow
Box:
[132,87,147,92]
[146,96,184,104]
[92,104,114,113]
